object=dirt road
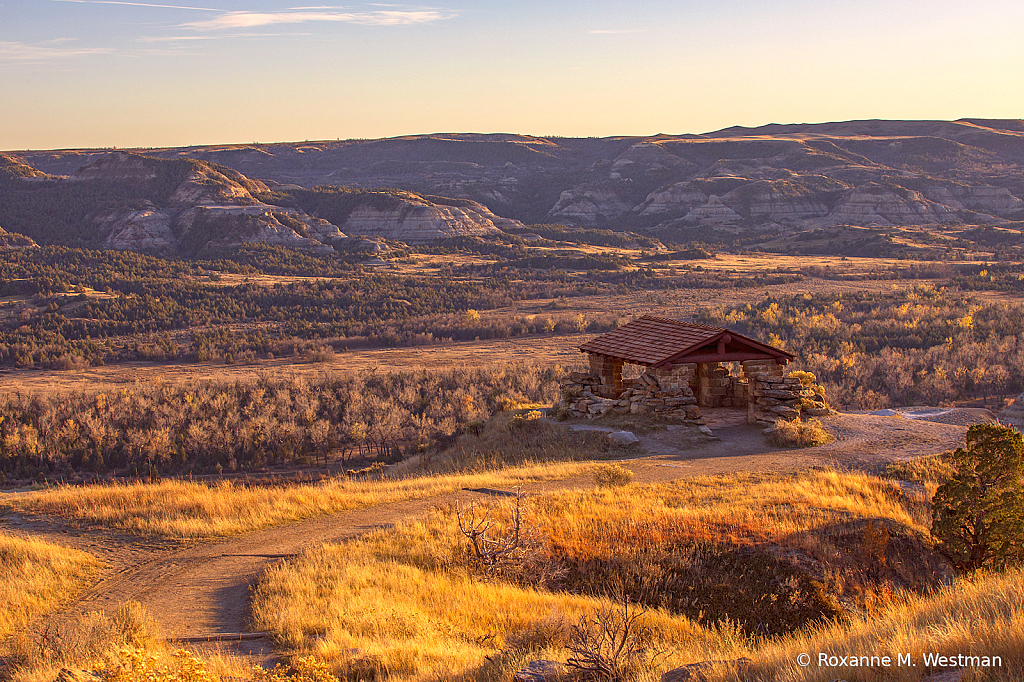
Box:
[0,412,972,660]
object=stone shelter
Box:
[560,314,828,426]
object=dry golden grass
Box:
[0,532,101,641]
[728,567,1024,682]
[423,411,639,473]
[0,462,589,538]
[593,463,634,488]
[6,601,256,682]
[251,508,740,682]
[535,468,925,558]
[250,468,934,682]
[885,452,955,487]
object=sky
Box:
[1,0,1022,150]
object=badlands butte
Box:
[2,118,1024,255]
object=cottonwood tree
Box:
[932,424,1024,572]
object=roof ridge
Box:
[638,314,724,331]
[579,315,790,366]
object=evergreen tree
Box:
[931,424,1024,571]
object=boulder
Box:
[661,657,751,682]
[771,405,800,420]
[513,660,564,682]
[760,389,802,400]
[608,430,640,445]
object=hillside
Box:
[11,120,1024,245]
[0,226,37,249]
[0,153,519,255]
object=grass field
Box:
[250,468,963,682]
[1,461,591,538]
[0,532,101,641]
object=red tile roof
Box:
[578,314,791,366]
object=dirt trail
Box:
[0,412,970,660]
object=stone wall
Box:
[559,369,704,424]
[748,371,830,426]
[560,357,829,429]
[695,363,749,408]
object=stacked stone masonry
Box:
[749,372,831,427]
[560,357,830,428]
[559,370,704,424]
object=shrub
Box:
[566,594,656,682]
[594,463,633,488]
[766,418,833,448]
[931,424,1024,572]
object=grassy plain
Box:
[1,244,1020,680]
[0,532,100,640]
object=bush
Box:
[566,594,655,682]
[931,424,1024,572]
[594,463,633,488]
[766,418,833,448]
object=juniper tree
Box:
[931,424,1024,572]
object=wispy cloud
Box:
[47,0,455,38]
[589,29,643,34]
[135,35,217,42]
[0,40,114,61]
[136,32,314,41]
[52,0,221,10]
[181,8,455,30]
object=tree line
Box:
[698,287,1024,408]
[0,365,562,482]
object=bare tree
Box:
[456,491,526,574]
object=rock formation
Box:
[10,120,1024,240]
[0,152,527,254]
[340,193,519,242]
[636,183,708,215]
[827,184,961,226]
[549,187,632,223]
[683,195,742,224]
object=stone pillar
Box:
[589,353,623,398]
[741,359,785,424]
[697,363,712,407]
